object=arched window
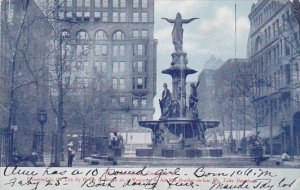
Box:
[255,36,262,52]
[95,30,107,40]
[113,31,125,40]
[77,31,89,39]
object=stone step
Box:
[120,156,255,162]
[116,160,276,167]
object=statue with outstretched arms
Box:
[162,13,199,52]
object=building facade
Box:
[43,0,157,136]
[248,0,300,155]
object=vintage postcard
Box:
[0,0,299,189]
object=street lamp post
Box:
[37,108,47,164]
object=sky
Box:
[153,0,256,119]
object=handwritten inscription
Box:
[0,166,298,190]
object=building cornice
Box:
[249,0,269,19]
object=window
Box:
[120,62,125,73]
[141,12,148,22]
[141,0,147,8]
[113,0,118,7]
[103,0,108,7]
[102,12,108,22]
[95,31,107,40]
[141,99,147,108]
[94,12,101,21]
[113,62,125,73]
[101,61,107,72]
[133,30,139,38]
[137,61,143,72]
[7,1,14,23]
[95,45,107,55]
[82,61,88,72]
[132,99,139,108]
[84,0,90,6]
[133,61,144,72]
[120,78,125,89]
[133,0,139,8]
[113,45,126,56]
[137,77,143,89]
[94,61,100,72]
[59,12,64,19]
[76,45,81,55]
[120,45,125,56]
[113,31,125,40]
[112,79,118,89]
[113,46,118,56]
[77,0,82,6]
[76,45,89,55]
[141,30,148,38]
[120,0,126,8]
[113,62,118,73]
[94,61,107,73]
[77,31,89,39]
[101,45,107,54]
[133,12,139,22]
[67,0,73,7]
[84,12,90,21]
[120,12,126,22]
[83,45,89,54]
[95,0,100,7]
[113,12,119,22]
[120,96,126,103]
[66,12,72,20]
[137,44,143,55]
[111,97,118,104]
[76,12,82,21]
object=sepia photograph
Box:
[0,0,299,189]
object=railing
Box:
[0,128,14,166]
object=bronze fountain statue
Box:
[138,12,220,158]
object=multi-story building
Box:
[248,0,300,155]
[42,0,157,137]
[0,0,53,153]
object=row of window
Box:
[252,1,281,27]
[253,9,292,53]
[111,114,147,128]
[111,96,147,108]
[72,60,147,74]
[59,11,149,23]
[62,43,147,57]
[111,77,148,90]
[63,29,148,40]
[62,75,148,91]
[59,0,148,8]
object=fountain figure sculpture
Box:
[138,13,220,158]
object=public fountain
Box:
[137,13,221,158]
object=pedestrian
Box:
[67,141,75,167]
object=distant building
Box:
[203,55,224,70]
[0,0,53,153]
[248,0,300,155]
[40,0,157,136]
[198,59,254,147]
[198,69,216,121]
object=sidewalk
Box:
[44,153,90,167]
